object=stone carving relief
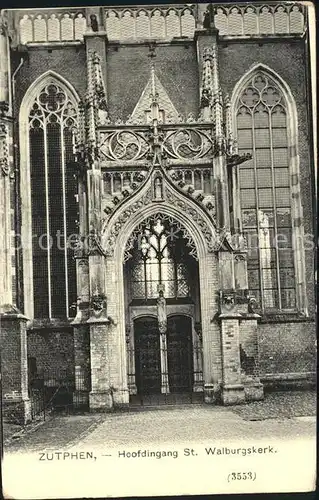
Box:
[0,122,9,176]
[165,188,217,252]
[104,188,153,254]
[103,173,221,258]
[162,127,214,161]
[99,125,215,165]
[90,293,107,319]
[99,129,150,163]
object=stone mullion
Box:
[192,321,203,392]
[126,322,137,395]
[160,332,170,394]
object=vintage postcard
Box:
[0,1,316,498]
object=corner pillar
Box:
[88,319,113,411]
[239,313,264,401]
[199,253,222,404]
[0,309,31,424]
[219,312,245,405]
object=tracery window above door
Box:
[128,218,193,301]
[28,80,78,318]
[235,71,298,312]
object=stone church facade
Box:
[0,3,316,423]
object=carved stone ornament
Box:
[90,293,107,318]
[218,289,253,314]
[195,322,202,343]
[165,189,218,251]
[0,122,9,176]
[247,295,258,313]
[99,129,150,163]
[87,230,106,257]
[0,101,9,117]
[157,289,167,335]
[103,170,223,257]
[104,188,153,254]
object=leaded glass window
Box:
[129,218,191,300]
[236,72,296,311]
[29,82,78,318]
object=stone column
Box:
[104,256,129,407]
[126,323,137,395]
[0,18,12,307]
[219,312,245,405]
[88,319,113,411]
[0,129,12,306]
[0,307,31,424]
[73,257,90,322]
[199,253,223,404]
[193,322,203,392]
[239,313,264,401]
[0,18,9,105]
[196,27,231,234]
[87,252,112,410]
[160,333,170,394]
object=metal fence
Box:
[29,369,89,420]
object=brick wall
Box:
[257,320,316,376]
[240,319,258,368]
[74,325,91,392]
[220,319,241,385]
[106,42,199,121]
[1,317,27,397]
[89,323,110,393]
[12,45,87,111]
[27,328,74,375]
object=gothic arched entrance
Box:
[124,214,204,405]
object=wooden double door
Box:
[134,315,194,395]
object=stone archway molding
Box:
[100,188,222,408]
[101,172,222,259]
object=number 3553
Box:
[228,472,256,482]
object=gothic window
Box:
[27,80,78,318]
[129,219,191,300]
[235,71,298,311]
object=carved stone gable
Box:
[130,74,179,124]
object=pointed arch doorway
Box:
[123,214,204,406]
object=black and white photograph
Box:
[0,1,317,498]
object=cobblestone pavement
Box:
[232,390,316,420]
[4,414,104,453]
[4,402,316,454]
[74,405,316,450]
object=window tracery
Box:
[126,216,196,301]
[28,81,78,318]
[235,71,298,311]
